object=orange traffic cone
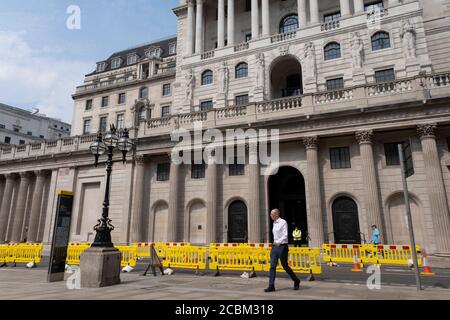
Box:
[421,250,435,276]
[351,255,363,272]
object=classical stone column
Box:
[27,170,47,243]
[10,172,31,243]
[186,0,195,55]
[0,177,4,216]
[206,158,217,244]
[227,0,235,46]
[340,0,351,16]
[0,174,16,243]
[167,161,180,242]
[297,0,307,28]
[303,137,324,247]
[195,0,204,53]
[417,124,450,253]
[217,0,225,48]
[310,0,319,24]
[251,0,259,40]
[248,144,261,243]
[354,0,365,13]
[131,155,146,243]
[261,0,270,37]
[356,130,384,237]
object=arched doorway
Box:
[387,193,425,247]
[228,200,248,243]
[268,167,307,245]
[270,55,303,99]
[332,197,361,244]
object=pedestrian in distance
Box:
[371,225,381,245]
[292,226,302,247]
[265,209,301,292]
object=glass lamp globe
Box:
[103,131,119,148]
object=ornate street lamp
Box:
[89,125,133,247]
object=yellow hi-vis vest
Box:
[293,229,302,240]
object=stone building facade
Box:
[0,0,450,255]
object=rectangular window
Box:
[191,162,206,179]
[245,33,252,42]
[39,135,44,139]
[161,106,171,117]
[4,137,11,144]
[19,140,25,145]
[99,117,108,133]
[101,96,109,108]
[169,43,177,55]
[200,100,213,111]
[365,1,384,11]
[326,78,344,91]
[235,94,249,106]
[116,114,125,129]
[384,142,403,166]
[157,163,170,181]
[111,58,121,69]
[127,54,137,65]
[13,128,19,132]
[375,69,395,83]
[27,131,32,136]
[162,83,171,96]
[83,119,91,135]
[330,147,351,169]
[229,158,245,176]
[118,93,126,104]
[85,99,92,111]
[324,12,341,23]
[0,124,5,129]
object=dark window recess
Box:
[324,12,341,23]
[375,68,395,82]
[245,33,252,42]
[200,100,213,111]
[19,140,25,145]
[245,0,251,12]
[27,131,32,136]
[99,117,108,132]
[371,31,390,51]
[330,147,351,169]
[101,96,109,107]
[384,142,403,166]
[235,62,248,78]
[39,135,45,139]
[161,106,171,117]
[279,14,298,34]
[191,162,206,179]
[324,42,341,60]
[326,78,344,91]
[0,124,5,129]
[157,163,170,181]
[162,84,171,96]
[202,70,213,85]
[235,94,249,106]
[118,93,126,104]
[85,99,92,110]
[229,158,245,176]
[139,87,148,99]
[13,128,19,132]
[4,137,11,144]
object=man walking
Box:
[265,209,300,292]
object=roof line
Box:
[123,34,177,51]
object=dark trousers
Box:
[269,245,299,288]
[293,240,301,247]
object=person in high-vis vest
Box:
[292,227,302,247]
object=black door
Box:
[228,201,248,243]
[332,197,361,244]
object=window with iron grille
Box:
[371,31,390,51]
[201,70,213,85]
[375,69,395,82]
[279,15,298,34]
[235,62,248,78]
[157,163,170,181]
[324,12,341,23]
[101,96,109,108]
[4,137,11,144]
[324,42,341,60]
[99,117,107,133]
[161,106,171,117]
[116,114,125,129]
[191,162,205,179]
[330,147,351,169]
[229,158,245,176]
[326,78,344,91]
[118,93,126,104]
[85,99,93,111]
[162,83,171,96]
[200,100,213,111]
[384,142,403,166]
[235,94,249,106]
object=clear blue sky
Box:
[0,0,179,123]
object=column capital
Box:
[186,0,195,6]
[355,130,374,144]
[19,172,31,179]
[134,154,147,165]
[33,170,50,177]
[303,136,318,150]
[3,173,17,180]
[417,123,437,139]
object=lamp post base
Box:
[80,247,121,288]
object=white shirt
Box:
[272,218,288,245]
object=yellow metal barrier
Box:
[0,244,9,264]
[116,245,137,268]
[163,246,207,270]
[209,245,265,272]
[361,244,422,266]
[66,243,91,265]
[12,244,43,264]
[261,247,322,275]
[322,244,365,265]
[132,242,190,259]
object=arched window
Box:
[139,87,148,99]
[279,14,298,34]
[138,106,146,121]
[235,62,248,78]
[201,70,213,85]
[371,31,390,51]
[324,42,341,60]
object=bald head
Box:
[270,209,280,221]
